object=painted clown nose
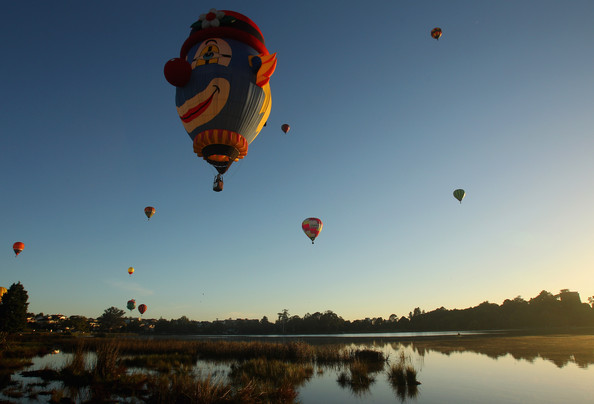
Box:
[164,9,277,176]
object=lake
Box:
[4,332,594,403]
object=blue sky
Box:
[1,1,594,321]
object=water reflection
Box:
[403,335,594,369]
[4,334,594,403]
[391,382,419,403]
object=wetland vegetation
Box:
[2,332,593,403]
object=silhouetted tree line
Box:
[151,289,594,335]
[4,283,593,335]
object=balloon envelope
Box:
[138,304,147,315]
[128,267,134,276]
[127,299,136,311]
[144,206,156,220]
[0,287,7,302]
[13,242,24,256]
[302,218,323,244]
[164,9,277,176]
[431,27,442,40]
[453,189,466,203]
[281,124,290,133]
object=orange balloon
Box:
[144,206,156,220]
[13,242,24,257]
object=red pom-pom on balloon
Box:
[164,58,192,87]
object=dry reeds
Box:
[230,358,314,387]
[387,364,420,386]
[93,340,121,380]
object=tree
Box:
[97,307,126,332]
[0,282,29,332]
[277,309,289,333]
[66,315,90,332]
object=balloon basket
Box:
[213,174,224,192]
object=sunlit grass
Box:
[230,357,314,387]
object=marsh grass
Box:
[387,364,406,386]
[337,360,377,395]
[405,366,419,385]
[388,350,421,387]
[147,372,231,403]
[195,340,314,362]
[5,335,403,402]
[122,352,197,372]
[93,340,122,380]
[313,344,349,363]
[65,341,87,375]
[230,358,314,387]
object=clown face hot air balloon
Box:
[164,9,277,191]
[127,299,136,312]
[144,206,155,220]
[138,304,147,315]
[453,189,466,203]
[302,218,323,244]
[13,242,24,257]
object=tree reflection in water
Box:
[403,335,594,369]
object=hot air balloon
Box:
[138,304,147,315]
[13,242,24,257]
[127,299,136,312]
[0,287,7,302]
[144,206,156,220]
[302,218,323,244]
[164,9,277,192]
[281,124,290,134]
[128,267,135,276]
[453,189,466,203]
[431,27,442,40]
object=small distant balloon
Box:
[0,287,7,302]
[128,267,135,276]
[138,304,147,315]
[453,189,466,203]
[127,299,136,312]
[144,206,156,220]
[13,242,24,257]
[281,124,290,134]
[431,27,442,40]
[302,218,323,244]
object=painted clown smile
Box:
[180,86,219,123]
[177,77,230,133]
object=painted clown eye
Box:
[191,39,232,68]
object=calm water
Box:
[5,333,594,403]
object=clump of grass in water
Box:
[147,372,231,403]
[388,364,421,386]
[405,366,420,385]
[387,364,407,386]
[230,358,314,387]
[93,340,122,381]
[121,352,196,373]
[64,341,87,375]
[337,360,377,395]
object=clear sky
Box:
[2,1,593,322]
